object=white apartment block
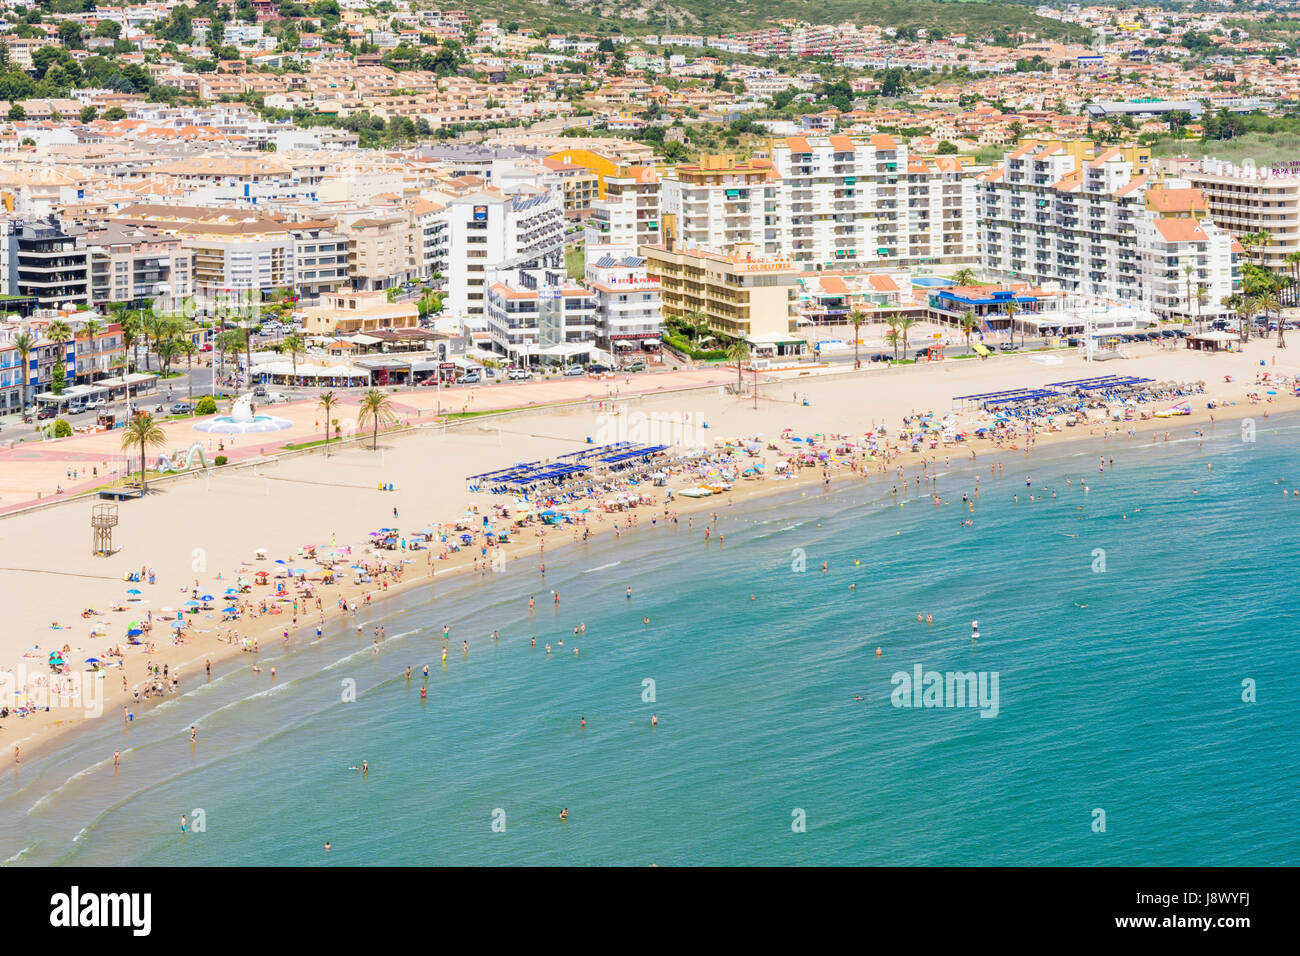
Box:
[1136,217,1236,322]
[584,253,664,353]
[1183,158,1300,273]
[445,187,565,321]
[484,266,598,367]
[976,140,1238,318]
[769,135,979,271]
[584,165,662,259]
[662,137,979,273]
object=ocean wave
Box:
[582,561,623,573]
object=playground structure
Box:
[91,502,118,556]
[156,442,210,473]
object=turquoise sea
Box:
[3,416,1298,866]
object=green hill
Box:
[471,1,1091,43]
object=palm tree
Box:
[78,316,102,382]
[897,316,918,359]
[115,310,141,374]
[44,319,73,391]
[848,309,867,369]
[951,267,976,287]
[356,388,396,450]
[725,339,749,391]
[1236,296,1258,344]
[155,337,181,377]
[140,310,164,372]
[1004,301,1019,348]
[1285,250,1300,305]
[282,333,304,383]
[120,413,167,492]
[960,309,978,348]
[178,339,197,400]
[1183,264,1195,323]
[884,316,901,362]
[688,310,709,344]
[317,390,338,456]
[884,328,902,363]
[12,329,34,415]
[1258,291,1284,348]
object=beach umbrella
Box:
[127,628,142,637]
[200,594,214,602]
[184,600,200,607]
[171,620,185,629]
[275,558,287,564]
[85,657,100,664]
[221,605,238,613]
[225,588,239,594]
[126,588,141,595]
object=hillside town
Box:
[1,0,1298,419]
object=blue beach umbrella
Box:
[171,620,185,629]
[126,588,142,595]
[127,628,142,637]
[200,594,214,601]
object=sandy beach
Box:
[3,338,1298,764]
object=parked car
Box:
[67,401,87,415]
[169,402,190,415]
[868,353,891,363]
[621,361,646,372]
[587,364,611,374]
[199,343,213,352]
[562,365,584,376]
[263,391,288,404]
[457,372,481,385]
[253,385,267,397]
[997,343,1018,352]
[507,368,533,381]
[85,397,107,411]
[36,406,55,420]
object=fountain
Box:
[193,394,293,434]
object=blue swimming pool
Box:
[912,276,954,288]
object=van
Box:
[747,358,771,370]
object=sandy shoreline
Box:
[4,339,1298,767]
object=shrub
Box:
[214,455,228,466]
[53,418,72,438]
[194,395,218,415]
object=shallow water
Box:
[3,416,1298,865]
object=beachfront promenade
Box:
[0,368,740,513]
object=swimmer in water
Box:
[559,808,568,821]
[643,617,650,625]
[420,686,427,699]
[531,636,536,647]
[651,714,658,727]
[875,647,882,657]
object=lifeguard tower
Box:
[92,503,118,556]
